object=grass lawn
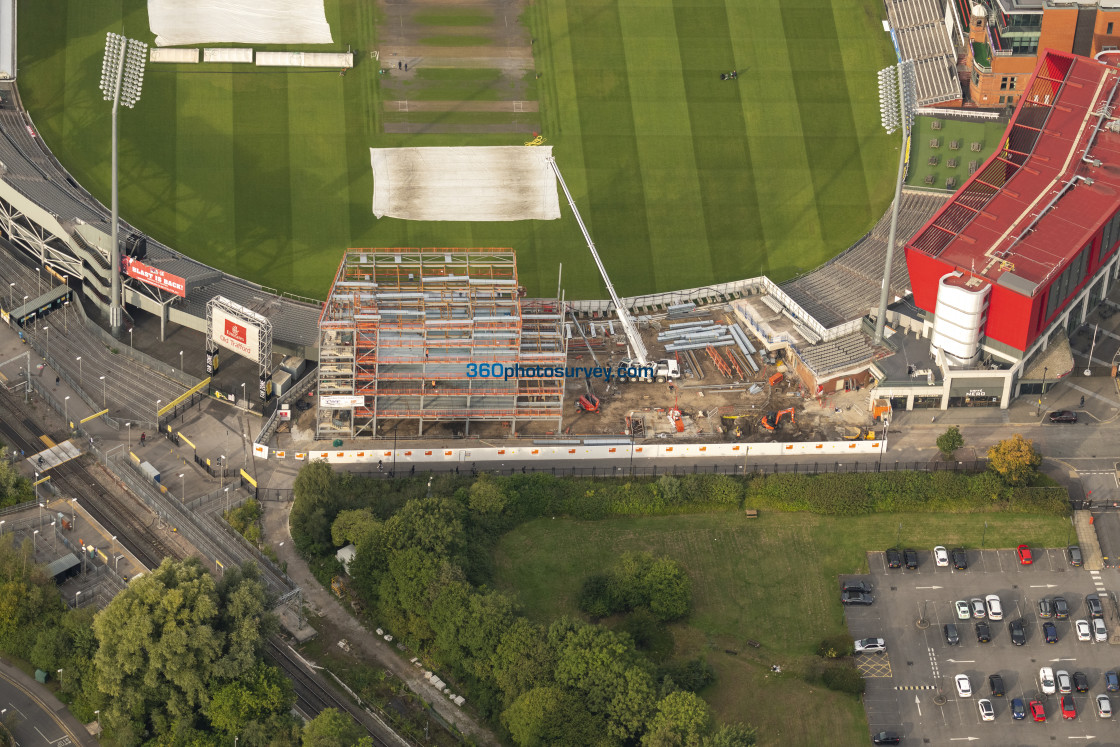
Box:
[18,0,897,301]
[905,115,1009,190]
[493,511,1071,745]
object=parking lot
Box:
[846,546,1120,745]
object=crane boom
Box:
[548,156,649,365]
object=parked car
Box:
[842,580,872,593]
[1044,621,1059,643]
[976,621,991,643]
[1011,697,1026,720]
[971,597,986,618]
[1030,700,1046,722]
[955,600,972,620]
[1054,597,1070,619]
[1073,671,1089,693]
[1069,546,1083,567]
[944,623,960,646]
[1105,671,1119,692]
[985,594,1003,621]
[872,733,901,745]
[1017,544,1033,564]
[1094,618,1107,642]
[1098,694,1113,719]
[1087,593,1103,618]
[904,549,919,569]
[989,673,1005,697]
[951,547,968,570]
[854,637,886,654]
[1038,597,1053,618]
[1061,694,1077,719]
[1009,618,1026,646]
[1076,619,1092,642]
[1057,670,1072,694]
[886,548,903,569]
[1040,667,1056,695]
[956,674,972,697]
[1049,410,1078,423]
[978,698,995,721]
[841,590,874,605]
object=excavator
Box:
[760,407,795,431]
[576,394,602,414]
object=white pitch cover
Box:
[211,306,261,361]
[148,0,333,47]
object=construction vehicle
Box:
[617,357,681,383]
[760,407,795,431]
[839,426,876,440]
[331,576,346,598]
[576,394,601,413]
[768,372,784,386]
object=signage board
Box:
[212,306,261,360]
[124,257,186,298]
[320,395,365,408]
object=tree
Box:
[642,691,713,747]
[577,574,617,619]
[207,663,296,744]
[330,508,381,548]
[987,434,1042,485]
[936,426,964,460]
[644,556,692,622]
[493,618,556,707]
[291,461,336,553]
[502,686,606,747]
[468,474,508,514]
[301,707,373,747]
[702,723,757,747]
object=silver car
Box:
[854,637,886,654]
[1099,694,1113,718]
[971,597,986,619]
[1095,618,1108,643]
[1057,669,1072,694]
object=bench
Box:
[745,508,759,518]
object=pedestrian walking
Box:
[377,459,383,472]
[1080,395,1086,407]
[140,432,146,446]
[55,375,59,386]
[398,61,402,70]
[404,63,408,71]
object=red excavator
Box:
[760,407,795,431]
[576,394,601,414]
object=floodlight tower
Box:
[99,32,148,336]
[873,59,917,345]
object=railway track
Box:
[0,386,179,569]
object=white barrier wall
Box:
[150,48,200,63]
[255,51,353,68]
[204,48,254,63]
[255,439,887,464]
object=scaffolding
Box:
[316,249,567,439]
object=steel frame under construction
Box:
[316,249,566,439]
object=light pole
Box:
[100,32,148,336]
[126,421,132,451]
[57,668,63,687]
[0,520,5,536]
[179,473,185,502]
[100,375,106,408]
[873,60,917,344]
[156,398,162,427]
[1036,366,1048,417]
[76,356,82,388]
[220,455,226,489]
[64,395,70,427]
[94,710,100,736]
[1086,323,1099,377]
[32,528,39,549]
[35,267,40,296]
[129,327,133,350]
[179,350,184,372]
[42,325,49,360]
[7,281,12,308]
[241,382,246,404]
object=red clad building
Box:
[894,49,1120,408]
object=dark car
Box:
[1073,671,1089,693]
[1009,618,1026,646]
[1049,410,1078,423]
[944,623,960,645]
[1011,697,1026,720]
[841,590,873,605]
[1061,694,1077,719]
[842,580,872,593]
[871,733,901,746]
[1087,594,1104,619]
[976,621,992,643]
[886,548,903,569]
[1069,546,1083,567]
[1044,621,1059,643]
[903,549,919,569]
[1107,671,1120,692]
[1054,597,1070,619]
[951,547,968,570]
[1039,597,1053,618]
[989,673,1005,697]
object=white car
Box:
[978,698,995,721]
[1094,618,1108,643]
[956,674,972,697]
[971,598,986,619]
[854,637,886,654]
[934,546,949,567]
[955,600,972,620]
[1057,669,1072,694]
[1076,619,1092,642]
[1099,694,1113,718]
[1040,667,1056,695]
[985,594,1003,621]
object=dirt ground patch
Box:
[383,100,538,112]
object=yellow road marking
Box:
[39,435,56,448]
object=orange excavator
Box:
[577,394,601,413]
[760,407,795,431]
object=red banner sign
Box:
[124,258,186,298]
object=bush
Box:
[620,609,674,663]
[658,658,715,692]
[577,574,617,619]
[815,634,853,659]
[821,661,865,695]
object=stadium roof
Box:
[908,50,1120,295]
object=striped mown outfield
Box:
[18,0,897,300]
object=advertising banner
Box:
[320,395,364,408]
[212,306,261,360]
[124,257,187,298]
[258,374,273,402]
[205,349,220,375]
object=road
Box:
[0,658,96,746]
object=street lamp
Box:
[32,528,38,549]
[35,267,40,296]
[224,486,230,515]
[220,455,226,489]
[241,382,246,403]
[0,520,5,536]
[126,421,132,451]
[129,327,133,350]
[1086,323,1099,377]
[1036,366,1049,417]
[42,325,49,360]
[100,375,106,408]
[57,668,63,687]
[94,710,100,735]
[76,356,82,388]
[64,395,70,426]
[100,32,148,336]
[873,60,917,344]
[156,398,162,427]
[179,350,184,372]
[179,473,185,502]
[7,281,12,308]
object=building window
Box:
[1001,76,1009,90]
[1009,77,1017,90]
[1101,209,1120,262]
[1109,22,1115,34]
[973,70,980,86]
[1044,242,1092,321]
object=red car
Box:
[1017,545,1033,565]
[1030,700,1046,722]
[1061,695,1077,719]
